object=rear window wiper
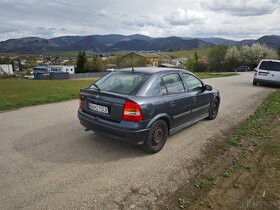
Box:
[91,83,101,91]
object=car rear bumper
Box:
[254,78,280,86]
[78,109,149,145]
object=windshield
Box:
[259,61,280,72]
[90,72,151,95]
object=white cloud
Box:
[201,0,280,16]
[165,9,205,26]
[97,10,109,17]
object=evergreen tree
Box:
[194,52,198,61]
[76,51,87,73]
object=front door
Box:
[181,73,211,120]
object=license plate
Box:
[88,103,109,114]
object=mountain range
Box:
[0,34,279,53]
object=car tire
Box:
[142,120,168,154]
[207,98,219,120]
[253,80,257,86]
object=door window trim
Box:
[180,73,204,92]
[159,73,186,95]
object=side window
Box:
[161,73,185,94]
[182,74,203,91]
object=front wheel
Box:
[142,120,168,154]
[253,80,257,86]
[207,98,219,120]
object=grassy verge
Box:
[195,72,238,79]
[162,90,280,210]
[0,79,94,111]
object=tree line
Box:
[188,43,280,72]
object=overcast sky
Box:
[0,0,279,41]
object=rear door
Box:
[257,61,277,81]
[160,73,193,128]
[181,73,212,120]
[266,61,280,82]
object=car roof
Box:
[115,67,192,75]
[260,59,280,63]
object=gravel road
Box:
[0,73,275,210]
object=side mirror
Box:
[204,84,212,91]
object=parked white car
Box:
[253,59,280,86]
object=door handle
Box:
[169,101,176,107]
[193,97,198,102]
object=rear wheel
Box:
[142,120,168,154]
[207,98,219,120]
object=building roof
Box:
[122,52,170,59]
[33,66,48,70]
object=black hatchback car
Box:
[78,67,220,153]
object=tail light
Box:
[79,93,82,108]
[122,100,143,122]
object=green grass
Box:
[163,48,211,59]
[195,72,238,79]
[0,79,95,111]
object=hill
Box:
[0,34,279,53]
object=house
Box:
[159,57,188,68]
[170,58,188,67]
[48,65,75,74]
[121,52,170,67]
[33,65,75,74]
[0,64,14,75]
[198,56,208,63]
[33,65,48,73]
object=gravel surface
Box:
[0,72,275,210]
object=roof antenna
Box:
[131,52,135,73]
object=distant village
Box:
[0,52,190,79]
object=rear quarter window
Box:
[259,61,280,72]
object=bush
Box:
[224,44,278,70]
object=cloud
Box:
[0,0,279,41]
[165,9,205,26]
[35,27,56,37]
[0,26,18,34]
[201,0,280,16]
[97,10,109,17]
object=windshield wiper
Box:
[91,83,101,91]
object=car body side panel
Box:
[190,90,212,120]
[162,93,192,128]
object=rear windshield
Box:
[259,61,280,72]
[91,72,150,95]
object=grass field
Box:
[0,79,94,111]
[163,48,211,58]
[0,72,236,111]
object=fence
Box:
[33,72,109,80]
[69,72,109,79]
